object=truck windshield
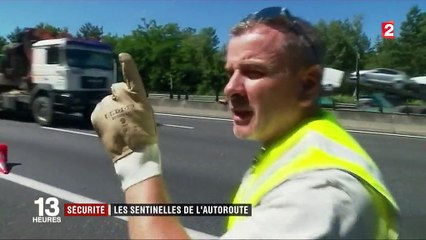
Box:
[66,49,113,70]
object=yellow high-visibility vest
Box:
[227,110,399,239]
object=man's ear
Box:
[298,65,322,107]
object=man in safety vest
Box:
[91,6,399,239]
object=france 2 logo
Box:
[381,21,394,39]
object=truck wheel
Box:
[32,96,54,126]
[82,106,95,127]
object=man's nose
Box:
[224,71,245,97]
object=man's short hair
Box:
[230,7,325,74]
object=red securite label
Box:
[64,203,109,216]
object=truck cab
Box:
[30,38,116,125]
[0,31,116,126]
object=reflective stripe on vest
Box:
[227,111,399,238]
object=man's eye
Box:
[245,70,264,79]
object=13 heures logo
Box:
[33,197,62,223]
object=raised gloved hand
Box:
[91,53,161,191]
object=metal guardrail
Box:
[335,103,357,109]
[148,93,221,102]
[148,93,425,115]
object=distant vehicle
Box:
[349,70,375,81]
[406,76,426,93]
[0,28,117,126]
[321,67,344,92]
[349,68,410,90]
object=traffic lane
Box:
[159,122,257,189]
[152,116,255,234]
[2,115,426,237]
[0,180,127,239]
[6,116,425,197]
[351,133,426,239]
[0,118,254,236]
[160,119,426,238]
[46,113,237,143]
[155,113,233,137]
[156,114,426,198]
[159,128,254,235]
[0,116,255,203]
[351,132,425,198]
[0,118,125,204]
[156,113,258,183]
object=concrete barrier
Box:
[149,99,426,136]
[149,98,230,118]
[332,110,426,135]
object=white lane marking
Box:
[0,172,218,239]
[42,127,98,137]
[155,113,426,139]
[155,112,232,122]
[42,122,194,137]
[160,124,194,129]
[347,129,426,139]
[42,114,425,140]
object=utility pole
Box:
[169,74,173,99]
[355,52,360,103]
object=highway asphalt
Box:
[0,112,425,239]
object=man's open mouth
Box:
[232,110,254,125]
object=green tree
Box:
[365,37,401,69]
[101,33,120,51]
[314,15,373,95]
[77,23,104,40]
[35,22,62,37]
[197,46,227,99]
[314,15,370,72]
[114,19,183,94]
[194,27,224,96]
[7,27,23,42]
[366,6,426,76]
[169,28,192,97]
[106,18,227,96]
[398,5,426,76]
[0,36,8,53]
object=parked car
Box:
[349,68,410,90]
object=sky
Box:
[1,0,425,46]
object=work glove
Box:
[91,53,161,191]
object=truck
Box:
[321,67,345,92]
[0,28,116,126]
